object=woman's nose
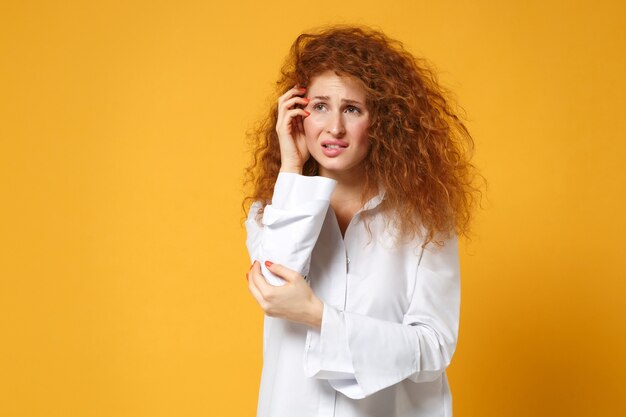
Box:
[326,112,346,137]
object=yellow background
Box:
[1,0,625,416]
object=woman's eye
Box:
[313,103,326,111]
[345,106,361,114]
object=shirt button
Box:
[346,257,351,264]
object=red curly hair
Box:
[243,25,481,245]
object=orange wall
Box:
[1,1,624,416]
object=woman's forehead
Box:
[307,71,366,100]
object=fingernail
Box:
[248,261,255,272]
[304,111,310,116]
[265,260,273,268]
[302,98,310,102]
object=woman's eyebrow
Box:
[310,95,363,105]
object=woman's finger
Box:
[247,267,267,305]
[264,261,301,283]
[251,261,276,297]
[278,85,307,105]
[280,108,310,125]
[296,113,306,137]
[279,96,309,113]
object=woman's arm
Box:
[245,172,336,285]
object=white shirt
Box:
[245,172,460,417]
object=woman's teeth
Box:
[324,145,342,149]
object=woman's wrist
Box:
[279,165,303,174]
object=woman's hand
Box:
[276,86,311,174]
[246,260,323,329]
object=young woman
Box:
[243,26,479,417]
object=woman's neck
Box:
[318,165,373,206]
[319,167,365,198]
[318,165,377,237]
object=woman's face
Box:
[303,71,370,178]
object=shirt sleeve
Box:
[303,234,460,399]
[245,172,337,286]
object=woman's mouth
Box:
[321,143,347,157]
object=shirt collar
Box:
[360,185,386,212]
